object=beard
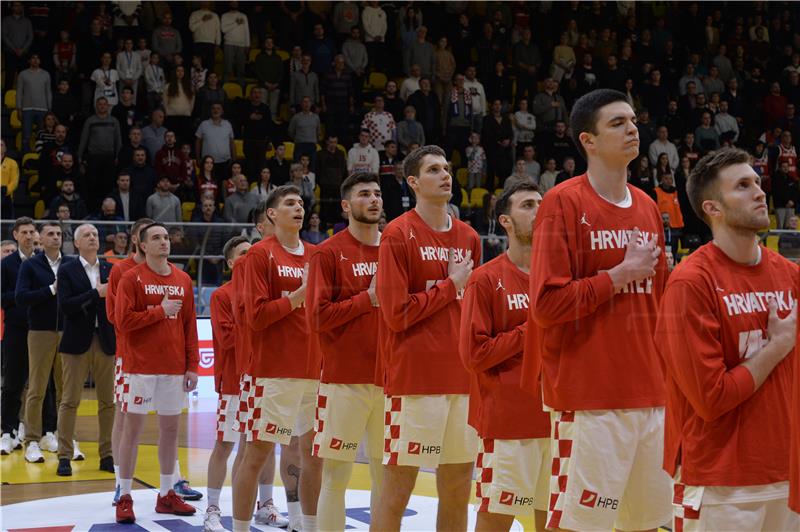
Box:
[351,209,381,225]
[720,199,770,232]
[511,219,533,245]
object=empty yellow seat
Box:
[182,202,196,222]
[223,82,243,100]
[469,187,489,209]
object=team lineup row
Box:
[73,90,800,532]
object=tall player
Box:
[526,89,671,531]
[113,223,199,523]
[232,185,321,532]
[306,173,384,531]
[459,182,550,532]
[372,145,481,531]
[655,148,799,530]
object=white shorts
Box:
[113,357,129,404]
[247,378,318,444]
[548,407,672,531]
[384,394,478,469]
[121,374,187,416]
[673,480,798,531]
[475,437,550,516]
[216,393,239,443]
[313,383,384,462]
[234,373,253,434]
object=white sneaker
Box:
[288,516,301,532]
[203,506,227,532]
[72,440,85,461]
[39,432,58,453]
[0,433,13,455]
[17,423,25,442]
[255,501,290,528]
[25,441,45,463]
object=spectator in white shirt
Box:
[347,129,380,174]
[91,52,120,108]
[144,52,166,111]
[361,95,396,152]
[400,64,422,101]
[647,126,680,169]
[188,1,221,73]
[116,38,143,102]
[221,1,250,88]
[714,100,740,143]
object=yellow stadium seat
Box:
[27,174,39,197]
[249,182,258,191]
[494,188,504,197]
[451,149,461,169]
[4,90,16,109]
[248,48,260,62]
[769,214,777,230]
[460,192,469,210]
[15,132,22,151]
[276,49,289,61]
[34,199,45,219]
[766,235,780,252]
[182,202,196,222]
[245,83,258,98]
[10,110,21,129]
[234,139,244,159]
[366,72,388,91]
[314,184,320,200]
[22,152,39,172]
[469,187,489,209]
[456,168,468,188]
[265,146,275,159]
[337,144,347,157]
[223,82,243,100]
[283,141,294,160]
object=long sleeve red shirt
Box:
[106,255,139,363]
[210,281,238,395]
[655,243,797,487]
[792,267,800,512]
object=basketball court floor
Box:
[0,391,533,531]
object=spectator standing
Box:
[513,28,542,102]
[190,197,226,285]
[77,98,122,211]
[321,55,354,143]
[465,132,487,190]
[714,101,739,144]
[112,87,143,142]
[2,1,34,91]
[127,147,158,207]
[538,157,558,194]
[188,1,221,73]
[405,26,435,79]
[240,87,272,179]
[433,37,456,121]
[195,103,236,180]
[347,129,380,175]
[291,55,320,108]
[653,173,683,257]
[146,176,182,223]
[532,78,566,131]
[342,27,368,105]
[16,54,52,152]
[361,95,396,152]
[267,144,290,187]
[511,98,536,149]
[223,174,259,224]
[445,73,472,159]
[520,144,541,182]
[250,167,277,203]
[163,65,196,143]
[48,177,88,221]
[648,126,680,169]
[155,131,192,199]
[362,1,387,72]
[332,1,360,45]
[253,38,284,120]
[151,12,182,70]
[144,52,166,111]
[694,111,720,152]
[485,60,513,112]
[110,171,145,222]
[195,71,226,120]
[120,126,151,169]
[399,64,422,102]
[51,79,79,129]
[196,155,220,202]
[301,213,327,245]
[463,65,488,133]
[288,97,322,170]
[383,80,405,122]
[308,23,336,77]
[396,106,425,156]
[190,55,207,92]
[90,52,121,109]
[316,136,348,223]
[482,99,514,188]
[116,38,143,102]
[773,161,798,229]
[221,1,250,88]
[111,1,142,41]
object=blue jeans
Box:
[22,109,46,152]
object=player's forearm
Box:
[309,292,372,333]
[468,328,525,373]
[247,297,294,330]
[117,306,166,331]
[531,273,615,327]
[741,339,793,391]
[379,280,456,332]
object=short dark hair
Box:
[340,172,380,199]
[251,200,268,226]
[39,221,61,232]
[403,145,446,181]
[496,182,540,224]
[569,89,630,160]
[687,148,751,225]
[265,185,302,224]
[138,222,168,247]
[223,236,250,261]
[12,216,35,233]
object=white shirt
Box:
[119,190,130,221]
[47,252,62,295]
[79,255,100,326]
[220,11,250,47]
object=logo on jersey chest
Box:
[722,290,795,316]
[506,293,529,310]
[277,265,304,278]
[589,229,657,251]
[143,284,185,297]
[351,261,377,277]
[418,246,467,262]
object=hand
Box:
[161,293,182,317]
[97,282,108,297]
[766,299,797,357]
[608,228,661,290]
[787,200,795,209]
[203,13,212,21]
[183,371,198,392]
[288,263,309,309]
[367,274,379,307]
[551,100,560,108]
[447,248,473,293]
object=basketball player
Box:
[231,185,321,532]
[306,173,384,531]
[793,297,800,516]
[655,148,799,530]
[372,145,481,531]
[526,89,671,531]
[113,223,198,523]
[459,182,550,532]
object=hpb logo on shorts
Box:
[580,489,618,510]
[266,423,277,434]
[499,491,514,506]
[134,396,144,405]
[408,442,421,455]
[407,441,440,455]
[330,438,343,450]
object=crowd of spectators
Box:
[1,1,799,285]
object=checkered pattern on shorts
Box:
[233,374,252,434]
[383,395,402,465]
[216,394,230,442]
[114,357,129,405]
[475,438,495,513]
[547,410,575,529]
[672,482,702,532]
[311,391,327,457]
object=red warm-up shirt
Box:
[306,229,381,386]
[655,243,798,487]
[115,262,199,375]
[210,281,238,395]
[376,210,481,395]
[229,259,253,376]
[242,236,318,379]
[459,253,550,440]
[106,255,139,362]
[525,174,667,411]
[792,268,800,512]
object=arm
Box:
[459,274,526,373]
[115,274,167,331]
[77,117,91,160]
[306,249,373,333]
[242,246,295,330]
[182,277,199,373]
[173,196,181,223]
[210,290,235,392]
[15,261,57,307]
[1,261,17,311]
[376,229,458,333]
[45,72,52,109]
[57,265,99,316]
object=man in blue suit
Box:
[15,222,73,463]
[55,224,117,476]
[1,217,36,455]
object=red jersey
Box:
[306,229,381,386]
[106,255,139,362]
[655,243,798,487]
[777,144,798,181]
[210,282,238,395]
[229,259,252,376]
[115,262,199,375]
[792,268,800,512]
[459,253,550,440]
[526,174,667,411]
[242,236,317,379]
[376,209,481,395]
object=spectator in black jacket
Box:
[47,177,88,220]
[109,170,145,222]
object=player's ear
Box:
[498,213,512,232]
[578,131,594,154]
[701,198,721,221]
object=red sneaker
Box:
[155,489,197,516]
[116,494,136,523]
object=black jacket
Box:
[57,258,116,355]
[15,253,74,331]
[1,251,28,327]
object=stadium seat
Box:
[283,141,294,160]
[336,144,347,156]
[27,174,40,198]
[234,139,244,159]
[10,110,21,129]
[456,168,468,188]
[223,82,243,100]
[249,182,258,191]
[766,235,780,252]
[34,199,45,219]
[248,49,260,62]
[460,192,469,210]
[4,90,15,109]
[15,132,22,151]
[451,149,461,168]
[314,184,320,201]
[366,72,388,91]
[769,214,777,230]
[494,188,504,197]
[245,83,258,98]
[276,49,289,61]
[182,201,195,222]
[469,187,489,208]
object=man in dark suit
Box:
[109,171,146,222]
[0,217,36,455]
[55,224,116,476]
[15,222,73,463]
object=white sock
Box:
[287,501,301,523]
[232,518,251,532]
[114,465,120,487]
[173,459,182,484]
[159,474,172,496]
[207,487,221,508]
[301,514,318,532]
[119,478,133,496]
[259,483,273,504]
